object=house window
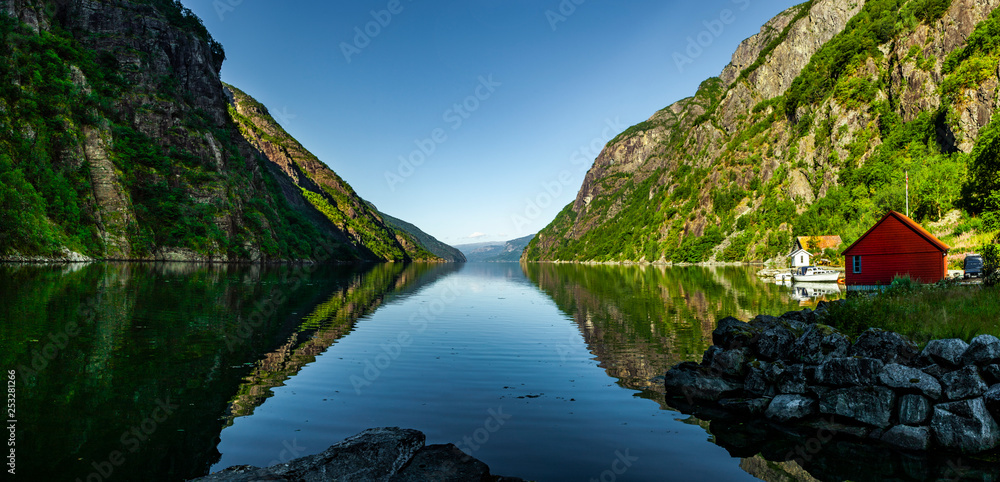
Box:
[853,256,862,273]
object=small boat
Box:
[792,266,841,283]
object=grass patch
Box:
[820,277,1000,345]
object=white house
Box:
[788,248,812,268]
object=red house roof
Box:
[842,211,950,255]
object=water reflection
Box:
[523,263,820,399]
[0,262,456,481]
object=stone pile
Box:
[664,304,1000,453]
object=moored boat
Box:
[791,266,841,282]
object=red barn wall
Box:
[844,215,947,285]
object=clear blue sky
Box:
[181,0,800,245]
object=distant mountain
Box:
[377,211,466,262]
[457,235,535,262]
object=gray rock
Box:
[881,425,931,451]
[765,394,817,422]
[898,394,932,426]
[941,365,988,400]
[719,397,771,416]
[710,348,748,377]
[701,345,723,366]
[849,328,918,365]
[664,362,743,402]
[878,363,942,399]
[921,364,948,380]
[744,363,773,398]
[922,339,969,368]
[816,357,885,387]
[788,324,849,365]
[776,364,808,394]
[819,386,895,427]
[932,398,1000,453]
[712,316,759,350]
[192,428,523,482]
[194,427,425,482]
[963,334,1000,366]
[752,325,796,361]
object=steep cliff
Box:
[0,0,444,263]
[225,84,444,262]
[526,0,1000,263]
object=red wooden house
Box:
[842,211,950,286]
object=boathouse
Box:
[842,211,950,287]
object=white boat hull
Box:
[792,273,841,282]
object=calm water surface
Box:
[3,262,849,481]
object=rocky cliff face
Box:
[0,0,446,262]
[526,0,1000,263]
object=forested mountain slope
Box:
[526,0,1000,264]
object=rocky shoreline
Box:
[664,303,1000,455]
[190,427,522,482]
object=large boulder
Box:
[940,365,988,401]
[898,394,932,426]
[765,394,817,422]
[922,339,969,368]
[744,363,773,398]
[849,328,918,365]
[878,363,942,399]
[779,308,817,325]
[982,364,1000,385]
[816,357,885,387]
[712,316,759,350]
[931,398,1000,453]
[819,386,895,428]
[788,324,849,364]
[701,345,723,366]
[962,334,1000,366]
[751,325,797,361]
[710,348,748,377]
[776,364,808,394]
[880,425,931,451]
[664,362,743,402]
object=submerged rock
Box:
[931,398,1000,453]
[922,339,969,368]
[719,397,771,416]
[881,425,931,451]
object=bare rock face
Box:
[719,5,798,86]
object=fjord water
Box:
[3,262,837,481]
